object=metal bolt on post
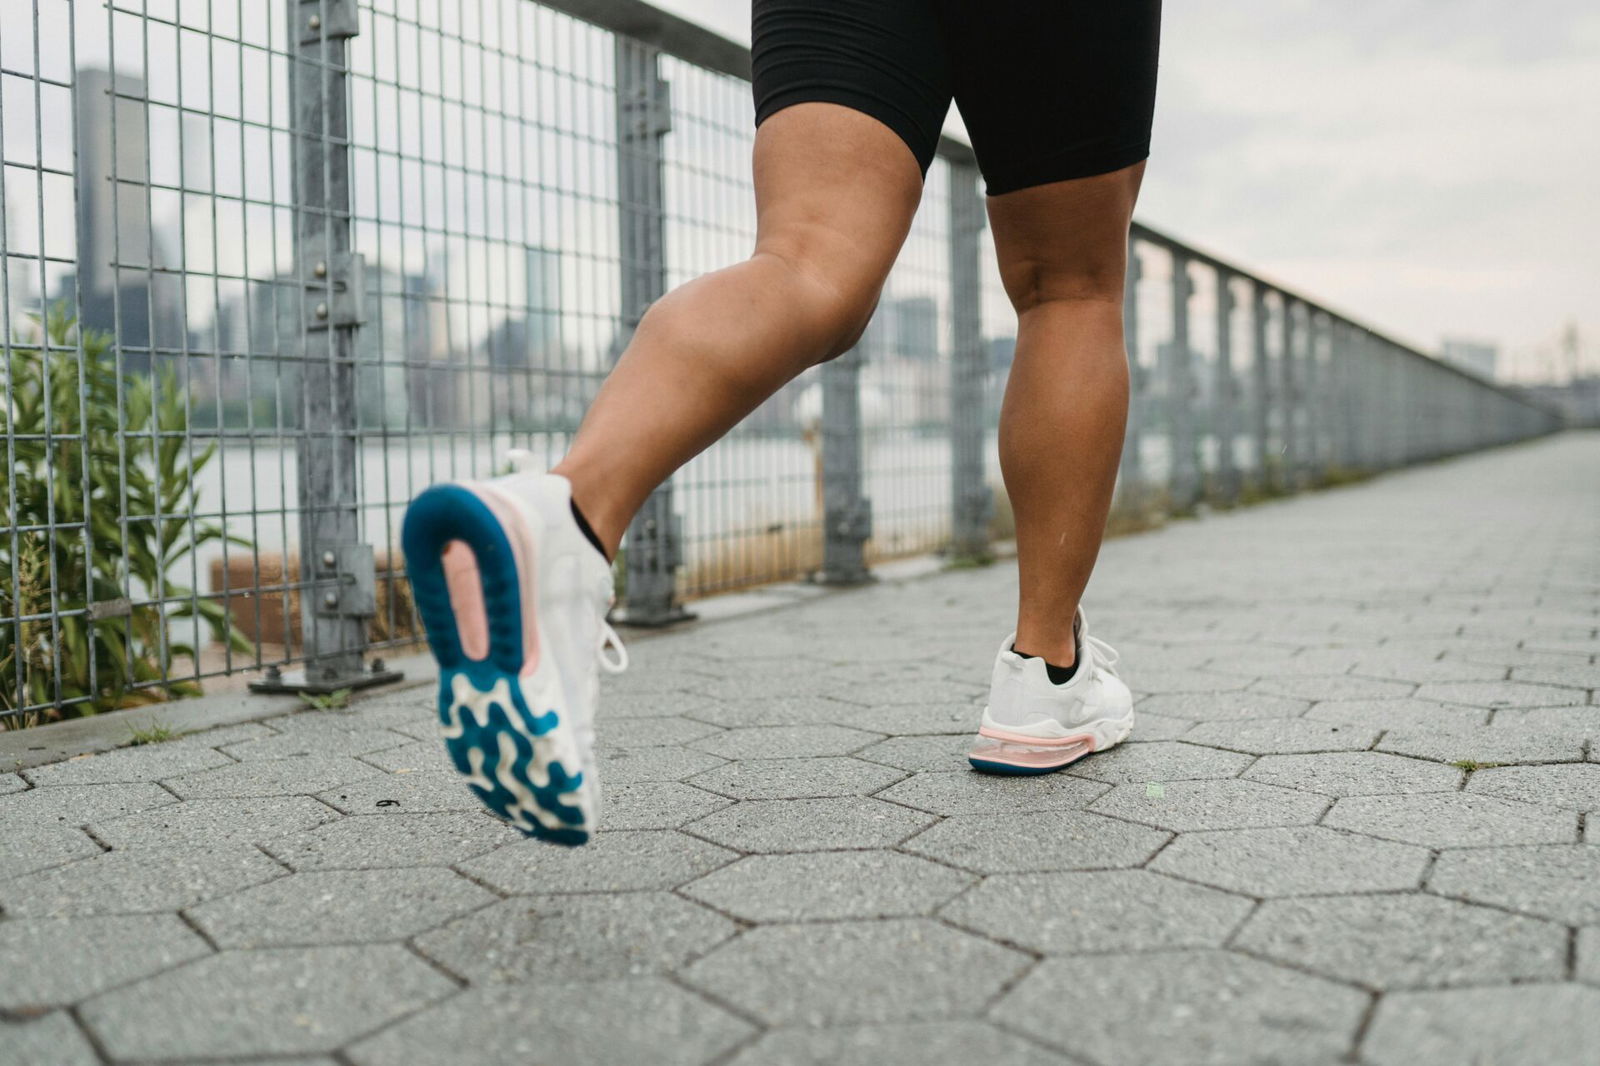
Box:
[947,161,993,563]
[611,37,692,626]
[253,0,400,696]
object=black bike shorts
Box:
[751,0,1161,196]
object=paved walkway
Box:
[3,433,1598,1066]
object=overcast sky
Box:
[659,0,1600,380]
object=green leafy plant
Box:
[0,304,251,723]
[127,719,176,745]
[298,688,353,711]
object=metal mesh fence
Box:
[0,0,1563,722]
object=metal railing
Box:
[0,0,1562,721]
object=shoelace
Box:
[597,619,629,674]
[1082,631,1121,680]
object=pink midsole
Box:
[970,742,1093,769]
[452,483,541,676]
[976,725,1098,749]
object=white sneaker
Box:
[401,453,625,845]
[968,608,1133,774]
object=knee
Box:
[1001,253,1128,317]
[754,247,882,365]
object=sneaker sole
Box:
[402,483,591,846]
[967,715,1134,775]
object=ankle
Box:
[1012,635,1077,668]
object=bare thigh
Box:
[750,102,926,349]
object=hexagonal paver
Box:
[1182,718,1379,754]
[1150,826,1429,896]
[359,739,453,773]
[1429,844,1600,924]
[162,755,383,799]
[415,892,735,983]
[1579,927,1600,985]
[994,951,1368,1066]
[691,724,882,760]
[823,678,988,707]
[687,796,933,852]
[0,825,101,879]
[80,945,455,1059]
[1253,675,1415,701]
[90,796,340,848]
[1349,655,1508,683]
[1376,724,1583,764]
[1243,751,1462,796]
[1363,984,1600,1066]
[1414,680,1587,709]
[347,978,753,1066]
[20,742,231,786]
[186,868,495,947]
[0,781,177,828]
[1066,741,1254,784]
[1127,668,1253,696]
[726,1021,1072,1066]
[2,1011,100,1066]
[1466,763,1600,812]
[459,829,736,894]
[1235,894,1567,989]
[837,701,978,735]
[595,745,727,785]
[688,756,904,800]
[316,771,480,814]
[683,850,974,922]
[1305,698,1489,730]
[1089,778,1329,831]
[1324,792,1576,848]
[903,810,1169,874]
[597,716,723,749]
[1510,661,1600,688]
[683,694,853,728]
[265,811,522,870]
[599,781,731,830]
[855,734,972,772]
[221,722,409,760]
[1135,692,1309,721]
[875,769,1106,816]
[0,845,285,917]
[943,869,1251,953]
[0,914,212,1009]
[684,918,1029,1026]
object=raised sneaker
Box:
[400,452,624,845]
[968,608,1133,774]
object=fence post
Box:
[1166,253,1201,511]
[612,37,692,625]
[1213,269,1239,505]
[948,161,992,562]
[813,345,874,586]
[1117,238,1147,514]
[254,0,398,694]
[1250,283,1273,493]
[1303,310,1322,484]
[1279,297,1300,491]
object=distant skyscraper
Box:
[68,67,180,360]
[1439,337,1499,381]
